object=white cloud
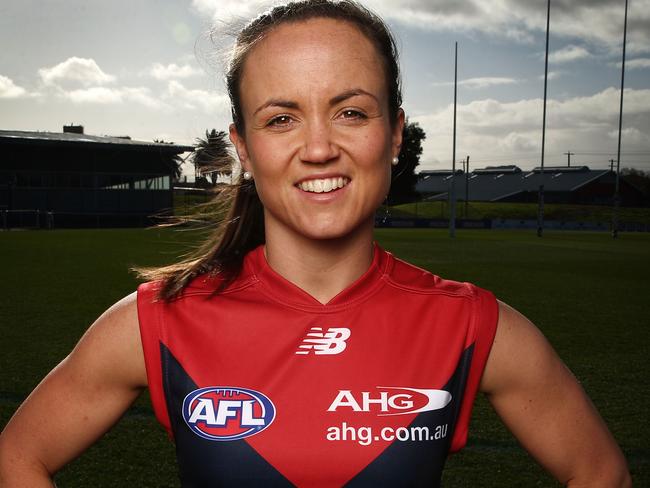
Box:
[63,86,164,109]
[463,77,519,89]
[0,75,28,98]
[377,0,650,52]
[607,127,649,145]
[149,62,202,80]
[432,77,519,89]
[549,45,591,64]
[64,86,121,104]
[121,87,165,109]
[38,57,116,87]
[538,71,562,81]
[412,87,650,169]
[615,58,650,70]
[189,0,650,56]
[165,80,230,114]
[191,0,274,24]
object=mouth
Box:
[296,176,350,194]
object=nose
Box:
[299,120,339,164]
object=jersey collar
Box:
[244,242,392,311]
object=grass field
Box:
[388,201,650,225]
[1,228,648,486]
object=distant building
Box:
[0,127,193,228]
[416,165,646,206]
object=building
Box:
[416,165,646,206]
[0,126,193,228]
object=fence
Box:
[375,216,650,232]
[0,209,167,230]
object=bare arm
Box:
[0,292,147,487]
[480,300,631,487]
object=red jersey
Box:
[137,244,498,487]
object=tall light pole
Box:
[538,0,551,238]
[465,156,470,218]
[449,42,458,239]
[613,0,629,239]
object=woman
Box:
[0,1,631,486]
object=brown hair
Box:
[137,0,402,300]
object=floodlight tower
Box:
[538,0,551,238]
[449,42,458,239]
[613,0,629,239]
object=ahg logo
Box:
[327,387,452,416]
[295,327,351,355]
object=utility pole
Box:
[538,0,551,238]
[564,151,575,167]
[449,41,458,239]
[465,156,470,218]
[610,159,615,172]
[613,0,628,239]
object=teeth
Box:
[298,177,349,193]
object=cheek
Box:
[246,138,284,179]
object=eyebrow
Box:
[252,88,378,116]
[253,99,299,116]
[329,88,378,106]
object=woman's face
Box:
[230,17,404,242]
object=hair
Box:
[137,0,402,300]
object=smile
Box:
[297,177,350,193]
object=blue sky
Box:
[1,0,648,176]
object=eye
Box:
[339,109,367,120]
[267,114,293,128]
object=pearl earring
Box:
[391,157,399,166]
[243,171,253,181]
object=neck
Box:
[264,221,375,305]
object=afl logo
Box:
[182,386,276,441]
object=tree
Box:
[622,167,650,197]
[388,120,426,205]
[153,138,183,181]
[191,129,233,185]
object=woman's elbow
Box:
[0,437,56,488]
[566,458,632,488]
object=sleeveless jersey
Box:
[137,244,498,487]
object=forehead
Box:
[239,18,386,108]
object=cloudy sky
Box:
[1,0,649,176]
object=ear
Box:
[229,123,250,171]
[392,108,405,158]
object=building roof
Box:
[0,129,194,153]
[416,165,612,201]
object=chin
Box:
[294,215,372,242]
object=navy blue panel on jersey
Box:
[345,346,474,487]
[161,343,294,487]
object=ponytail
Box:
[135,173,264,301]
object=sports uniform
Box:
[137,243,498,487]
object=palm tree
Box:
[154,139,184,182]
[191,129,233,185]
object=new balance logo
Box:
[296,327,351,355]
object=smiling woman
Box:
[231,17,401,248]
[0,1,632,487]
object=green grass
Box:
[1,228,648,486]
[390,201,650,224]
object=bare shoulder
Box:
[480,299,555,394]
[70,291,147,389]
